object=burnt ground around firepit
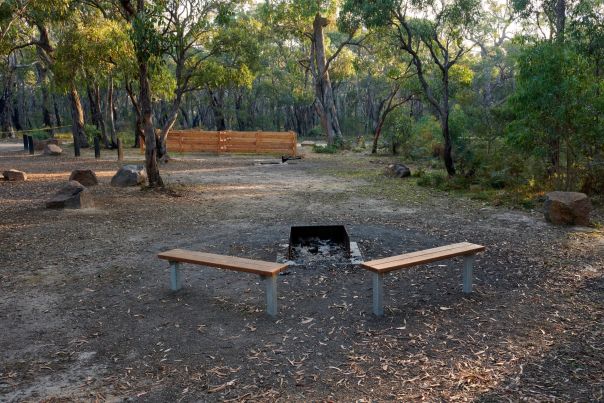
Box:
[0,142,603,402]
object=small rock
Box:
[111,165,147,187]
[385,163,411,178]
[46,181,94,209]
[544,191,591,226]
[44,144,63,155]
[3,169,27,181]
[69,169,99,186]
[34,138,60,151]
[301,141,315,147]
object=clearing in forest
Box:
[0,144,603,401]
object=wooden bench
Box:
[360,242,485,316]
[158,249,288,317]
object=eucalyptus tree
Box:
[156,1,257,159]
[116,0,170,186]
[351,30,416,153]
[54,13,133,148]
[263,0,364,146]
[0,0,71,138]
[342,0,482,175]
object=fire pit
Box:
[279,225,362,266]
[288,225,351,260]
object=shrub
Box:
[30,129,50,140]
[84,124,100,144]
[416,171,447,188]
[313,144,338,154]
[306,126,323,139]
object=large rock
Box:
[69,169,98,186]
[111,165,147,187]
[46,181,94,209]
[385,163,411,178]
[34,138,60,151]
[44,143,63,155]
[3,169,27,181]
[544,191,591,226]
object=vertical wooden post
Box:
[23,135,28,151]
[94,137,100,159]
[291,131,297,157]
[264,275,278,317]
[372,272,384,316]
[463,255,475,294]
[73,134,80,157]
[170,261,182,291]
[117,138,123,161]
[27,136,34,155]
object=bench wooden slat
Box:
[158,249,287,276]
[361,242,484,273]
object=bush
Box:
[29,130,50,140]
[84,124,100,145]
[306,126,323,139]
[416,171,447,188]
[313,144,338,154]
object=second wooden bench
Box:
[158,249,288,316]
[361,242,485,316]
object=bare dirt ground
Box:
[1,141,603,402]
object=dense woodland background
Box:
[1,0,603,193]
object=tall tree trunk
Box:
[35,62,54,137]
[312,13,343,146]
[87,84,109,147]
[53,95,62,126]
[157,91,184,160]
[125,81,143,148]
[441,112,456,176]
[12,104,22,131]
[0,55,16,138]
[107,76,117,147]
[209,89,226,131]
[70,86,88,148]
[555,0,566,42]
[35,26,54,137]
[139,62,163,187]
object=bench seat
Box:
[158,249,288,316]
[360,242,485,316]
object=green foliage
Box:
[505,41,603,189]
[416,171,447,188]
[84,124,100,144]
[30,130,50,140]
[313,144,339,153]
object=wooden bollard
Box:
[94,137,100,159]
[27,135,34,155]
[23,135,28,150]
[74,135,81,157]
[117,138,123,161]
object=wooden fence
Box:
[141,130,297,156]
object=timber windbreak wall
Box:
[142,130,297,156]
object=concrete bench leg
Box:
[372,272,384,316]
[170,261,182,291]
[463,255,475,294]
[263,275,278,317]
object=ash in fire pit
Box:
[279,225,363,266]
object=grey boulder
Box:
[111,165,147,187]
[3,169,27,181]
[46,181,94,209]
[544,191,591,226]
[385,163,411,178]
[69,169,99,186]
[34,138,61,151]
[44,144,63,155]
